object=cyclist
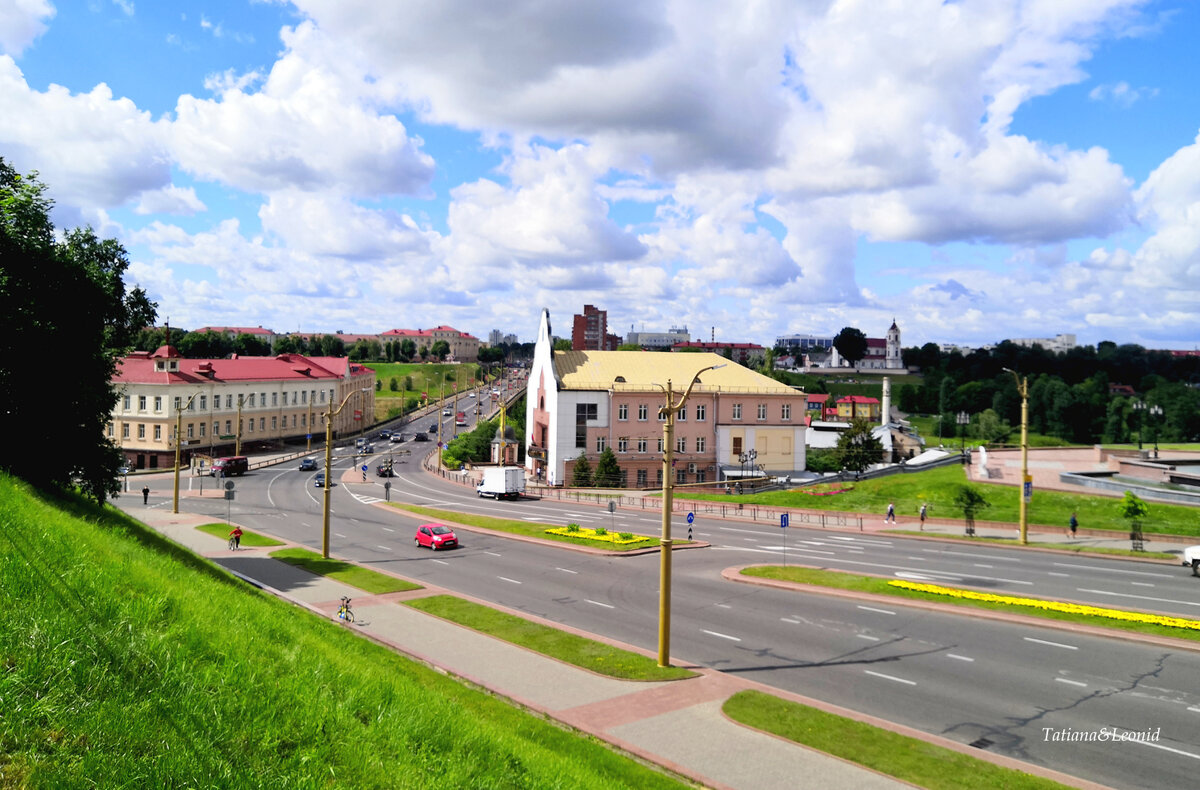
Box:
[228,526,243,550]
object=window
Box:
[122,424,129,438]
[656,469,663,485]
[107,423,114,437]
[576,403,598,447]
[272,392,278,407]
[225,420,232,434]
[678,406,686,421]
[695,404,706,421]
[248,394,256,407]
[637,438,647,453]
[636,469,647,487]
[676,436,686,453]
[732,403,742,420]
[291,415,297,427]
[617,437,628,452]
[638,404,648,421]
[138,395,147,411]
[260,392,266,406]
[259,418,265,431]
[301,414,306,427]
[782,403,791,420]
[657,437,664,452]
[696,470,706,483]
[695,437,706,452]
[618,404,628,421]
[226,395,233,409]
[137,424,145,439]
[123,395,131,410]
[676,469,686,484]
[173,396,182,411]
[154,396,162,412]
[732,436,743,456]
[757,403,767,420]
[187,424,194,439]
[620,470,628,488]
[199,423,206,437]
[596,436,607,452]
[271,416,277,430]
[200,395,207,411]
[153,425,161,441]
[248,419,254,433]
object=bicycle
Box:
[228,536,237,550]
[337,596,354,623]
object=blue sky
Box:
[3,1,1199,350]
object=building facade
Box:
[571,304,620,350]
[826,321,904,370]
[379,326,480,362]
[625,326,691,349]
[525,310,807,488]
[109,347,374,470]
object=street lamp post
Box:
[235,394,244,456]
[655,363,724,667]
[1002,369,1029,545]
[1148,404,1163,457]
[172,393,201,514]
[1132,399,1145,450]
[956,411,969,453]
[322,387,371,558]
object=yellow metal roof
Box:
[553,351,798,394]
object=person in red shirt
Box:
[229,526,243,550]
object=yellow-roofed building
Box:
[525,310,807,488]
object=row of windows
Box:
[613,402,792,422]
[121,389,335,413]
[109,413,326,441]
[595,436,709,453]
[576,468,707,488]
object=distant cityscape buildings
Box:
[489,329,518,346]
[625,326,691,349]
[1006,333,1078,353]
[571,305,621,351]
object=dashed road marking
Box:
[1024,636,1077,650]
[857,605,896,615]
[946,654,974,662]
[498,576,522,584]
[1056,678,1088,687]
[586,599,614,609]
[865,670,915,686]
[702,629,741,642]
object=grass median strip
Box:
[269,547,421,594]
[884,529,1176,559]
[390,504,664,551]
[405,594,695,681]
[741,565,1200,643]
[195,522,285,547]
[723,690,1071,790]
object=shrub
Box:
[594,527,607,536]
[618,532,633,541]
[565,523,580,533]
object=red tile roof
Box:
[113,353,361,385]
[836,395,880,404]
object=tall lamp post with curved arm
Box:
[655,362,725,667]
[172,392,201,514]
[322,387,371,558]
[1002,368,1030,545]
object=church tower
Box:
[886,319,902,369]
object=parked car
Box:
[299,458,318,471]
[1183,545,1200,576]
[413,432,428,442]
[414,523,457,550]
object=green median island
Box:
[195,522,285,548]
[269,547,422,594]
[405,595,695,681]
[391,504,665,551]
[741,566,1200,642]
[0,473,690,789]
[723,690,1072,790]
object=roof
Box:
[380,325,471,338]
[552,350,796,394]
[192,326,274,336]
[806,393,830,403]
[836,395,880,404]
[113,353,363,386]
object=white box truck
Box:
[477,466,525,500]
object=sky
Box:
[2,1,1199,351]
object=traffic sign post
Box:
[781,513,789,567]
[384,480,391,502]
[1023,477,1033,503]
[686,512,695,543]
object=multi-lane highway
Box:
[151,426,1200,790]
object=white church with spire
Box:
[827,319,905,370]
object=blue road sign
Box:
[306,433,312,440]
[781,513,789,528]
[686,512,694,524]
[361,464,368,472]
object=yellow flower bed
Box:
[544,527,648,545]
[888,580,1200,632]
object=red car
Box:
[414,523,457,551]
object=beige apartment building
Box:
[109,346,375,469]
[379,325,480,362]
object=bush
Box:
[389,377,399,392]
[566,523,580,533]
[594,527,607,536]
[618,532,633,541]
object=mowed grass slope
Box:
[0,474,688,789]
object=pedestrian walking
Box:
[885,502,896,524]
[142,485,150,505]
[229,526,243,550]
[919,503,927,530]
[1068,512,1078,538]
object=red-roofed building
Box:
[109,348,374,470]
[806,393,832,419]
[191,325,277,348]
[379,325,480,362]
[671,341,766,366]
[834,395,881,422]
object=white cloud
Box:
[134,184,206,215]
[0,0,54,56]
[258,191,435,260]
[1088,80,1158,107]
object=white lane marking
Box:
[864,670,916,686]
[715,603,732,608]
[524,517,548,522]
[922,548,1019,563]
[1130,582,1155,587]
[696,531,710,536]
[827,557,1034,585]
[1127,739,1200,761]
[857,605,896,616]
[586,599,615,609]
[1076,588,1200,608]
[498,576,522,584]
[946,654,974,662]
[856,634,880,641]
[1053,562,1170,578]
[720,526,769,535]
[382,527,394,533]
[266,469,290,508]
[974,564,994,569]
[744,537,759,542]
[1056,678,1088,687]
[301,522,311,528]
[555,567,578,574]
[484,551,502,557]
[1188,706,1200,713]
[826,535,894,545]
[1024,637,1077,650]
[847,549,864,554]
[335,532,346,538]
[376,545,392,551]
[431,559,448,565]
[1048,572,1070,577]
[895,572,941,582]
[702,629,741,642]
[907,556,926,561]
[781,617,801,624]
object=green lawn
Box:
[390,504,664,550]
[684,463,1200,537]
[367,362,491,420]
[0,474,690,789]
[195,521,285,547]
[724,690,1071,790]
[406,595,694,681]
[740,565,1200,643]
[269,547,422,594]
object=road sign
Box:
[306,433,311,440]
[224,490,235,500]
[361,464,368,472]
[686,512,694,524]
[224,481,235,491]
[781,513,789,529]
[1023,475,1033,502]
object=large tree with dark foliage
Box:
[833,326,868,368]
[1,160,156,501]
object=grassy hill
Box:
[0,474,687,789]
[366,362,486,422]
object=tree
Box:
[1,160,156,502]
[399,338,416,362]
[430,339,450,361]
[553,339,572,351]
[571,453,593,487]
[833,327,868,368]
[419,344,429,361]
[233,332,270,356]
[616,343,642,351]
[593,447,623,487]
[836,418,884,472]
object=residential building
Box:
[525,310,807,487]
[776,333,833,353]
[109,346,374,470]
[834,395,881,422]
[379,326,480,362]
[625,326,691,349]
[571,304,620,350]
[1006,333,1077,353]
[191,325,277,349]
[488,330,519,346]
[671,341,766,367]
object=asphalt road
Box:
[151,437,1200,790]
